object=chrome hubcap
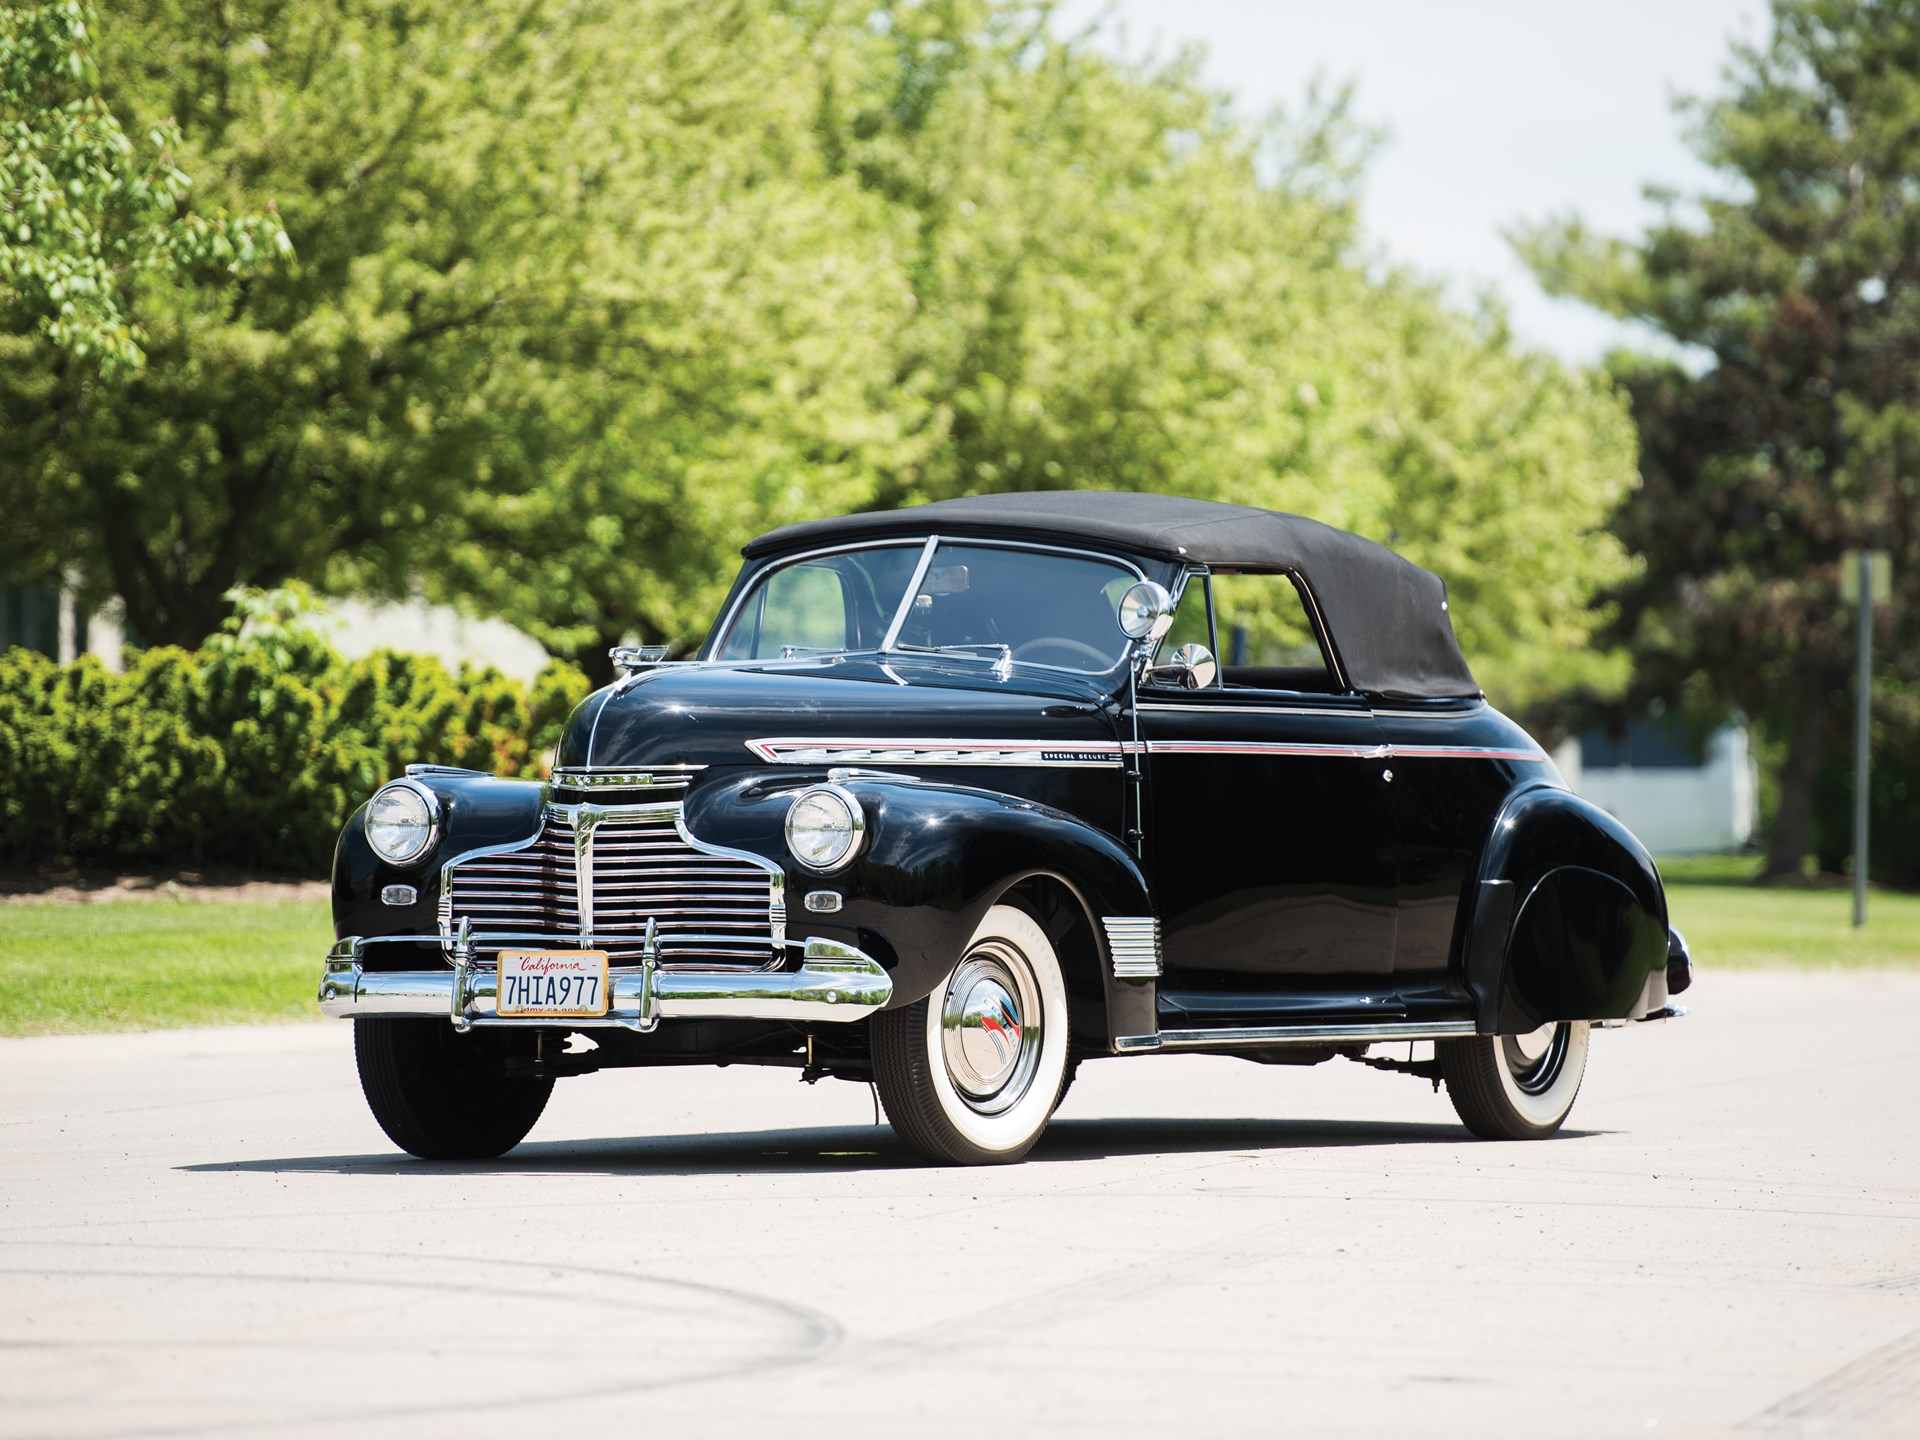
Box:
[1501,1023,1570,1095]
[940,943,1043,1115]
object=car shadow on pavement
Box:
[180,1115,1603,1178]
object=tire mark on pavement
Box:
[853,1216,1292,1365]
[0,1244,842,1440]
[1740,1324,1920,1434]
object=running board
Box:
[1114,1020,1478,1053]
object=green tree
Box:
[2,0,897,665]
[0,1,287,374]
[5,0,1637,712]
[1514,0,1920,878]
[800,0,1635,707]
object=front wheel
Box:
[1437,1021,1590,1140]
[354,1017,554,1160]
[871,904,1071,1165]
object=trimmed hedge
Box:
[0,626,588,874]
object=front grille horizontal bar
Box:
[441,800,783,971]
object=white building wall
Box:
[1575,724,1758,854]
[314,599,552,686]
[60,593,549,685]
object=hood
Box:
[558,655,1123,771]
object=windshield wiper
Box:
[778,644,852,659]
[890,642,1013,677]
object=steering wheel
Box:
[1010,636,1114,669]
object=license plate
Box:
[497,950,610,1017]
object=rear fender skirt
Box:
[683,772,1154,1035]
[1461,783,1669,1032]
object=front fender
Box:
[684,772,1154,1029]
[1460,782,1669,1032]
[332,768,546,955]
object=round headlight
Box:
[365,781,439,865]
[785,786,865,873]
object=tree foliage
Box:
[0,1,287,373]
[4,0,1637,710]
[1514,0,1920,877]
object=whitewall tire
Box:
[871,904,1071,1165]
[1438,1021,1590,1140]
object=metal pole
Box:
[1853,551,1873,928]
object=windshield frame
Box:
[706,534,1150,678]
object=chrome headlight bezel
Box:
[784,785,866,874]
[364,780,441,866]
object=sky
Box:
[1052,0,1774,363]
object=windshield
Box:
[714,540,1141,674]
[715,544,922,661]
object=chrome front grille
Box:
[442,803,784,969]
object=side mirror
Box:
[1147,643,1218,690]
[1117,581,1176,643]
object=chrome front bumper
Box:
[317,934,892,1032]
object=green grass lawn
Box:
[0,857,1914,1036]
[0,898,330,1036]
[1658,853,1920,970]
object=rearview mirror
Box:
[1117,581,1176,642]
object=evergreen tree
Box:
[1516,0,1920,878]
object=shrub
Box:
[0,607,590,873]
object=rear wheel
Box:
[1438,1021,1590,1140]
[871,904,1071,1165]
[354,1017,554,1160]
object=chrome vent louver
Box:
[441,802,784,970]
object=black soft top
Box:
[744,490,1479,699]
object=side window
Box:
[720,563,849,659]
[1210,572,1335,692]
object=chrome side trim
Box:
[750,736,1545,766]
[1101,916,1161,979]
[748,738,1127,768]
[1136,702,1375,718]
[319,936,890,1030]
[1370,705,1486,719]
[1146,739,1391,760]
[1387,746,1546,762]
[1137,1020,1480,1051]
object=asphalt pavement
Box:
[4,969,1919,1440]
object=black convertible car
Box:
[321,492,1690,1165]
